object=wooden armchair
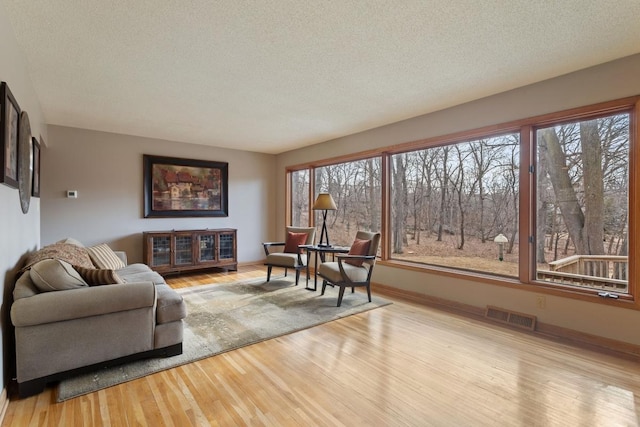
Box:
[263,227,315,286]
[318,231,381,306]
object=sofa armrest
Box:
[114,250,128,266]
[11,281,156,327]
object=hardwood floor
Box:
[4,265,640,426]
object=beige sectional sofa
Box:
[10,239,187,397]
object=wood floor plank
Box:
[4,265,640,426]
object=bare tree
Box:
[539,119,611,257]
[291,170,309,226]
[539,128,589,254]
[392,154,407,253]
[435,147,450,242]
[579,120,605,255]
[416,150,436,244]
[366,158,379,231]
[451,145,474,250]
[469,139,501,243]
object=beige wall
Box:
[42,126,276,264]
[275,53,640,346]
[0,4,47,392]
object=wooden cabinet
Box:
[143,229,237,275]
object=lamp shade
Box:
[313,193,337,210]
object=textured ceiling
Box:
[3,1,640,154]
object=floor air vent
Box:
[485,306,536,331]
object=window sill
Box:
[378,259,638,309]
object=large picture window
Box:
[390,134,520,277]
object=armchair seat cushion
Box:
[318,261,369,283]
[265,252,307,268]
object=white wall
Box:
[0,4,46,392]
[42,126,276,264]
[275,54,640,346]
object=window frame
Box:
[285,96,640,309]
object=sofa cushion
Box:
[88,243,126,269]
[117,264,166,285]
[29,259,89,292]
[113,264,185,325]
[155,284,187,324]
[74,266,125,286]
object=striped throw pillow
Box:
[74,265,124,286]
[87,244,126,269]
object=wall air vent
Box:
[485,306,536,331]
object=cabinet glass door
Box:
[198,234,217,262]
[219,233,235,260]
[174,235,193,265]
[150,236,171,267]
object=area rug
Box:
[56,276,391,401]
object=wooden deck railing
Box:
[538,255,628,292]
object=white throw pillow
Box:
[29,259,89,292]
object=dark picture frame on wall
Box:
[1,82,21,188]
[143,154,229,218]
[32,137,41,197]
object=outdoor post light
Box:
[494,233,508,261]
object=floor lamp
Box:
[313,193,337,247]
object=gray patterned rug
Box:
[56,276,391,401]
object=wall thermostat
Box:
[67,190,78,198]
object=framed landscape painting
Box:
[1,82,20,188]
[143,154,228,217]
